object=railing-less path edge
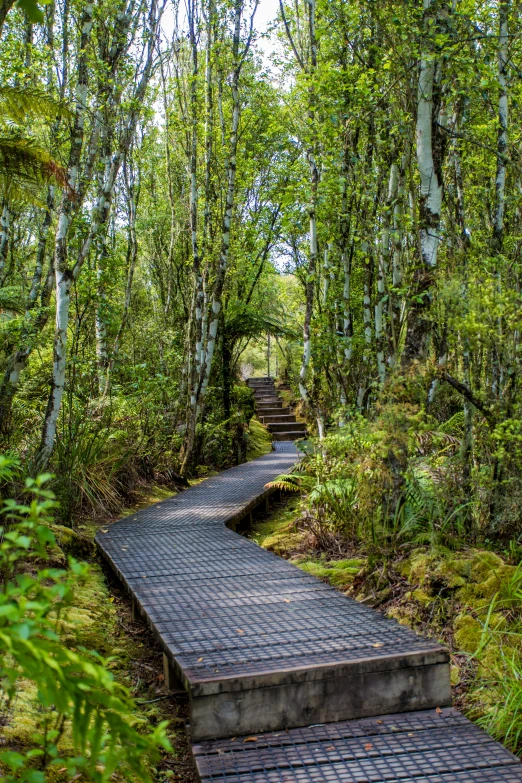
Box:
[96,443,522,782]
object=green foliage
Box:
[16,0,50,24]
[0,456,171,782]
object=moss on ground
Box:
[297,557,365,589]
[248,494,522,754]
[246,417,273,460]
[4,487,196,782]
[248,494,303,554]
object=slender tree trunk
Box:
[491,0,509,399]
[389,151,406,367]
[104,169,139,394]
[35,1,95,472]
[35,0,161,469]
[403,0,448,364]
[181,0,257,476]
[180,0,203,473]
[0,0,16,36]
[0,202,11,285]
[376,161,398,386]
[299,0,318,406]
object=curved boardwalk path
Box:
[97,441,522,782]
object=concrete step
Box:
[268,421,307,433]
[272,431,308,441]
[257,406,290,416]
[259,414,297,425]
[254,397,280,405]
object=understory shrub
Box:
[0,455,171,782]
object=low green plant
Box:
[0,455,171,782]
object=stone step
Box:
[247,377,275,386]
[268,421,307,433]
[259,414,297,425]
[272,430,308,441]
[252,385,276,393]
[250,385,276,391]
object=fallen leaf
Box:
[283,598,291,603]
[365,743,373,751]
[197,657,204,662]
[376,720,383,724]
[371,643,384,648]
[236,629,245,634]
[408,732,415,737]
[101,529,108,533]
[157,673,164,682]
[230,737,237,742]
[325,746,335,751]
[243,737,258,743]
[436,707,443,714]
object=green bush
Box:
[0,455,171,782]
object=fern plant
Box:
[0,81,69,201]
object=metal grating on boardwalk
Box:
[193,708,522,782]
[96,437,522,780]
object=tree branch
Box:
[440,372,495,427]
[279,0,305,71]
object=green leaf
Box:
[16,0,50,24]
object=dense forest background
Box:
[2,0,522,779]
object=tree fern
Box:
[0,129,67,200]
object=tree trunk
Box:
[0,202,11,285]
[34,1,95,472]
[403,0,448,365]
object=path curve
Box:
[96,445,522,782]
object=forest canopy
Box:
[2,0,522,779]
[0,0,520,539]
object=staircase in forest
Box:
[247,376,307,442]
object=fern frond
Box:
[266,479,300,492]
[0,85,70,124]
[0,130,68,201]
[265,474,301,492]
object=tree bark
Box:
[403,0,448,365]
[35,1,95,472]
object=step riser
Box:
[189,661,451,741]
[272,432,307,441]
[259,416,297,424]
[268,423,307,433]
[257,407,289,415]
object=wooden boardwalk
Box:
[96,442,522,782]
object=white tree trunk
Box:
[35,1,94,472]
[417,7,443,270]
[493,0,509,254]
